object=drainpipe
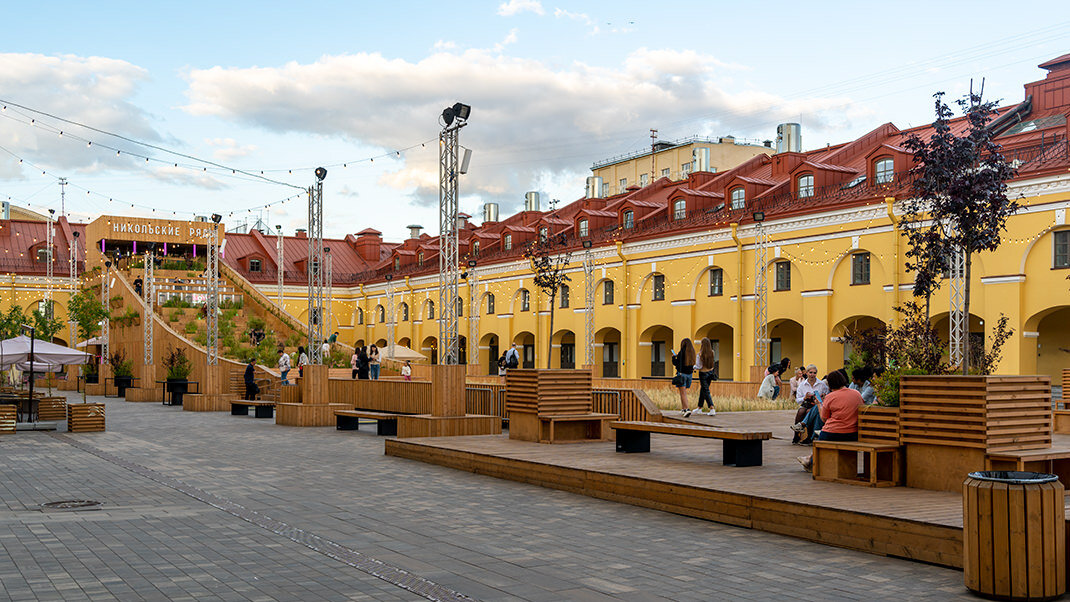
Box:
[615,241,629,378]
[731,223,743,381]
[885,196,899,324]
[404,276,414,345]
[359,284,368,343]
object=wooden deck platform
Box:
[386,409,1070,569]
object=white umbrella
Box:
[76,336,105,348]
[0,335,93,369]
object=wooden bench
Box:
[231,400,275,418]
[986,447,1070,487]
[813,441,903,487]
[538,413,617,443]
[335,410,401,436]
[609,421,772,467]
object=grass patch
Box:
[644,388,796,412]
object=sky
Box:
[1,1,1068,242]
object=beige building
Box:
[591,136,773,196]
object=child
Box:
[401,361,412,381]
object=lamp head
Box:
[72,231,79,238]
[582,240,593,249]
[104,260,111,268]
[468,260,477,267]
[315,167,327,181]
[48,209,55,216]
[752,211,765,223]
[384,274,393,281]
[211,213,223,224]
[275,225,282,232]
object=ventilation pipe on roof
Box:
[692,148,711,172]
[483,202,499,223]
[776,123,802,153]
[1,201,8,220]
[407,224,423,239]
[524,191,540,212]
[585,176,603,199]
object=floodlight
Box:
[582,240,593,249]
[452,103,471,121]
[384,274,393,281]
[72,231,79,238]
[211,213,223,224]
[752,211,765,222]
[105,260,111,268]
[468,260,477,267]
[275,225,282,231]
[48,209,55,216]
[315,167,327,181]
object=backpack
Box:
[507,352,519,369]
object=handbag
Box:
[671,374,685,387]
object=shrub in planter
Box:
[108,350,134,397]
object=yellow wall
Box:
[592,140,771,195]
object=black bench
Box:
[335,410,400,436]
[609,420,772,467]
[231,400,275,419]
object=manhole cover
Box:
[40,500,103,511]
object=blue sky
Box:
[1,1,1068,240]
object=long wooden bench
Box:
[609,421,771,467]
[231,400,275,419]
[813,441,903,487]
[335,410,400,436]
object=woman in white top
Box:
[297,346,309,378]
[757,365,783,399]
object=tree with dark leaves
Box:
[901,89,1018,374]
[523,233,571,369]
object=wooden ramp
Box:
[387,409,971,568]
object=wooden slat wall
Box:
[275,402,350,426]
[37,397,68,421]
[0,404,15,434]
[1063,369,1069,401]
[505,369,592,416]
[900,375,1051,452]
[858,406,899,445]
[396,415,501,438]
[327,379,432,414]
[68,403,105,432]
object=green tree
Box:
[0,304,29,339]
[522,233,572,369]
[67,291,108,342]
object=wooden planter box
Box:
[68,403,106,432]
[0,404,14,434]
[37,397,68,421]
[900,375,1051,491]
[857,405,899,445]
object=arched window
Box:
[357,307,364,325]
[504,234,512,250]
[400,303,409,321]
[730,187,745,209]
[486,293,495,314]
[377,305,385,322]
[875,157,894,184]
[578,219,589,237]
[673,199,686,220]
[520,289,530,312]
[427,300,435,320]
[559,284,570,308]
[622,210,634,229]
[797,174,814,198]
[472,240,480,257]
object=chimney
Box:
[585,176,604,199]
[524,191,540,212]
[407,224,423,239]
[692,147,711,172]
[483,202,499,223]
[295,228,307,239]
[353,228,382,261]
[776,123,802,153]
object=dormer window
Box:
[673,199,686,221]
[472,240,480,257]
[504,234,512,251]
[394,257,400,271]
[579,219,589,238]
[249,258,262,273]
[797,174,814,198]
[623,210,634,230]
[417,252,424,267]
[539,227,548,242]
[875,157,894,184]
[730,187,745,210]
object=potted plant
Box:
[108,350,134,397]
[83,361,99,384]
[163,346,193,405]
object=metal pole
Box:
[753,222,769,368]
[276,226,284,307]
[143,251,154,366]
[386,277,395,355]
[69,235,77,346]
[468,264,479,366]
[949,243,967,369]
[584,247,595,368]
[307,176,326,364]
[101,263,110,368]
[324,250,333,337]
[438,122,464,365]
[206,226,219,366]
[45,211,54,320]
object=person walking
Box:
[670,338,696,417]
[497,352,508,376]
[504,344,520,370]
[401,360,412,381]
[243,359,259,400]
[368,345,381,380]
[695,337,717,415]
[277,348,291,386]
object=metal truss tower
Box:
[101,262,110,365]
[386,275,395,353]
[68,233,78,345]
[948,244,967,369]
[583,246,595,368]
[45,210,54,319]
[438,119,466,365]
[206,225,220,366]
[276,225,284,307]
[753,222,770,367]
[143,251,154,366]
[324,249,333,337]
[307,169,327,364]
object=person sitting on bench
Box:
[243,360,259,400]
[797,369,862,471]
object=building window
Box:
[559,284,570,308]
[486,293,495,315]
[875,157,894,184]
[504,234,512,250]
[249,259,262,273]
[457,297,463,317]
[797,174,814,198]
[417,252,424,267]
[357,308,363,325]
[1055,230,1070,268]
[520,289,530,311]
[661,168,670,177]
[622,210,634,230]
[427,300,434,319]
[472,240,480,257]
[603,280,614,305]
[579,219,589,238]
[619,178,627,190]
[673,199,686,221]
[774,261,791,291]
[730,187,745,209]
[682,162,692,176]
[400,303,409,321]
[640,173,649,187]
[36,248,49,262]
[377,305,385,322]
[560,344,575,369]
[394,257,400,271]
[652,274,665,301]
[851,252,871,285]
[709,268,723,296]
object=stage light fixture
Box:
[315,167,327,181]
[211,214,223,224]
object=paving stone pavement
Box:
[0,392,974,601]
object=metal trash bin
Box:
[963,471,1065,601]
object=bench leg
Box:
[231,404,249,416]
[377,419,398,437]
[254,405,274,419]
[336,415,360,431]
[723,439,762,467]
[615,430,650,453]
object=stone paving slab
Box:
[0,392,974,600]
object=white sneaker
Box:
[707,408,716,416]
[682,410,693,417]
[790,422,806,433]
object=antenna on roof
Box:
[649,128,658,183]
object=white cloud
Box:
[498,0,543,16]
[493,28,519,53]
[149,165,227,190]
[0,53,162,177]
[433,40,457,50]
[183,48,865,208]
[206,137,258,160]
